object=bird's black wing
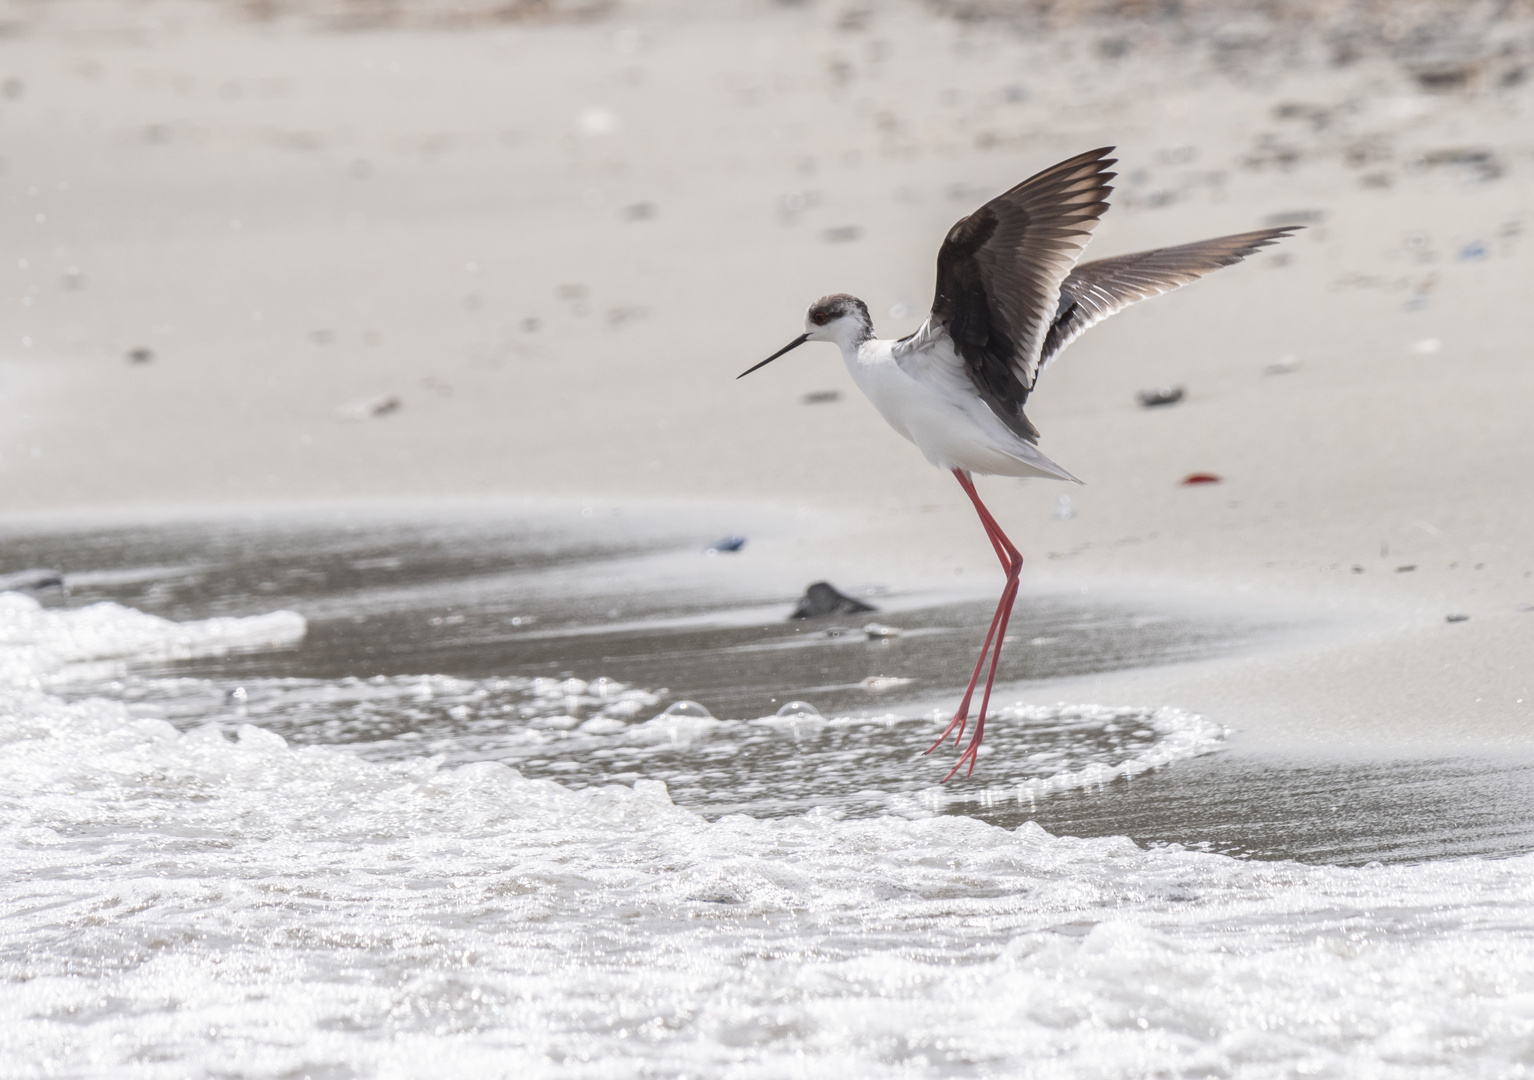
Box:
[929,147,1116,420]
[1038,227,1301,371]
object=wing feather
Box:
[1038,226,1301,371]
[892,157,1302,442]
[927,147,1117,421]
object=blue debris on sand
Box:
[706,535,747,554]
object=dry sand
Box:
[1,0,1531,751]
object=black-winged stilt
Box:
[740,146,1298,779]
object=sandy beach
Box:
[1,2,1533,1074]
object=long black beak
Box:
[737,334,808,379]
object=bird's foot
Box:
[925,710,969,755]
[941,733,982,782]
[932,710,987,781]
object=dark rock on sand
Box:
[0,569,64,592]
[1137,385,1184,407]
[791,581,876,620]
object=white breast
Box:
[840,337,1079,482]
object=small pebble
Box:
[0,568,63,591]
[1446,614,1470,623]
[127,348,153,364]
[337,395,401,420]
[1137,385,1184,407]
[863,623,901,639]
[1415,67,1471,92]
[578,107,616,136]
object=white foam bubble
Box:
[925,703,1228,811]
[0,590,305,687]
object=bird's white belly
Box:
[845,348,1071,480]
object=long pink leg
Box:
[926,470,1024,779]
[925,530,1009,750]
[945,473,1023,779]
[925,471,1012,753]
[951,568,1021,780]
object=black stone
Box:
[790,581,876,620]
[0,568,64,592]
[1137,385,1185,407]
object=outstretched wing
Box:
[1038,226,1301,371]
[921,147,1117,422]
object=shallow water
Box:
[3,506,1534,1078]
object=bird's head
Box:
[803,294,872,344]
[738,294,872,379]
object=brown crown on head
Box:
[807,293,871,328]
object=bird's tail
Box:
[997,441,1083,483]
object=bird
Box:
[738,146,1299,781]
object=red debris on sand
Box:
[1180,473,1223,486]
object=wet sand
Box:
[7,504,1534,866]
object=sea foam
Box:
[3,593,1533,1079]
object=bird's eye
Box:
[811,312,828,325]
